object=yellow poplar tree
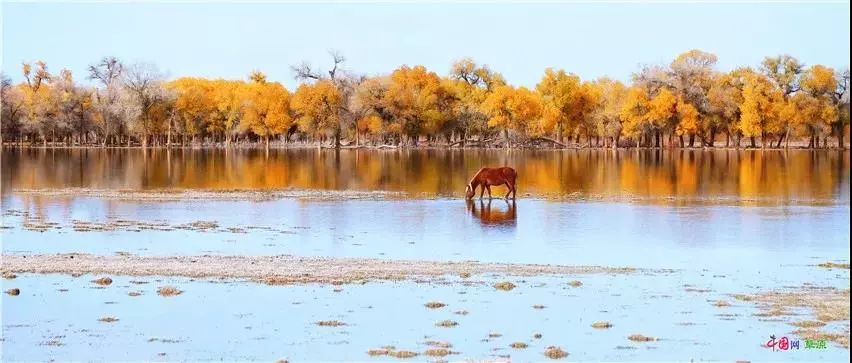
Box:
[291,79,342,143]
[481,85,541,148]
[536,68,582,142]
[739,73,784,148]
[241,75,292,149]
[620,86,651,146]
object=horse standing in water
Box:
[464,167,517,200]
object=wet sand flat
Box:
[1,253,646,285]
[12,188,407,202]
[10,187,845,206]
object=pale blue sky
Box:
[2,1,850,89]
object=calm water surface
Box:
[1,148,849,361]
[2,148,849,202]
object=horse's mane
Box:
[468,167,487,186]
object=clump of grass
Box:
[424,341,452,348]
[453,310,469,315]
[435,320,458,328]
[5,288,20,296]
[510,342,528,349]
[733,294,753,301]
[790,320,827,328]
[714,300,731,307]
[568,280,583,288]
[627,334,657,342]
[533,333,543,339]
[157,286,183,297]
[494,281,517,291]
[544,346,568,359]
[591,321,613,329]
[532,304,546,309]
[753,308,790,317]
[128,291,142,297]
[459,272,471,278]
[92,277,113,286]
[388,350,418,359]
[817,262,850,269]
[316,320,346,327]
[424,348,451,357]
[367,348,390,356]
[488,331,502,338]
[792,329,850,349]
[424,301,446,309]
[98,316,119,323]
[2,271,17,279]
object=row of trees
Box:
[2,50,849,149]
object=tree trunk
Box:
[556,124,563,145]
[504,128,510,149]
[750,136,756,148]
[688,134,695,148]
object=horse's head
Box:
[464,184,475,200]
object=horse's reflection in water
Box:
[466,199,517,226]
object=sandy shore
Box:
[1,253,651,285]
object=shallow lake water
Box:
[1,148,850,361]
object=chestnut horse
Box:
[465,167,517,200]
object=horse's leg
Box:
[479,184,484,199]
[504,182,512,199]
[486,184,492,199]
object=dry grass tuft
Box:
[92,277,113,286]
[737,286,849,323]
[494,281,517,291]
[316,320,346,327]
[792,328,850,349]
[424,301,446,309]
[423,340,452,348]
[459,272,472,278]
[533,333,543,339]
[423,348,451,357]
[157,286,182,297]
[98,316,119,323]
[714,300,731,307]
[388,350,418,359]
[488,331,502,338]
[367,348,391,356]
[2,271,17,279]
[128,291,142,297]
[627,334,656,342]
[510,342,528,349]
[435,320,458,328]
[790,320,827,328]
[817,262,850,269]
[544,346,568,359]
[454,310,469,315]
[568,280,583,288]
[532,304,546,309]
[5,288,20,296]
[591,321,613,329]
